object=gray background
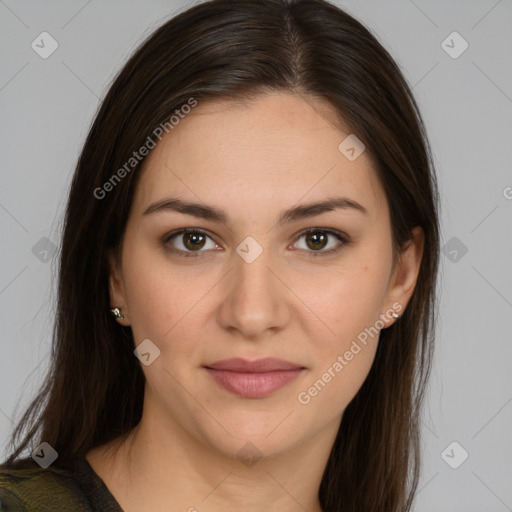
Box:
[1,1,511,510]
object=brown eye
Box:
[293,228,350,258]
[163,229,218,257]
[182,231,207,251]
[304,231,329,251]
[162,227,350,259]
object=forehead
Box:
[132,92,387,220]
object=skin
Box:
[86,92,424,512]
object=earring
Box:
[391,312,399,319]
[110,306,125,320]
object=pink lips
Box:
[204,357,305,398]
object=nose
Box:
[217,244,291,340]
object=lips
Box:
[205,357,303,372]
[204,358,305,398]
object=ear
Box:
[108,250,130,325]
[382,226,424,326]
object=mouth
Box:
[204,358,305,399]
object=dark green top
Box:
[0,457,123,511]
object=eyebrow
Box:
[142,195,369,225]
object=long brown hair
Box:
[2,1,440,510]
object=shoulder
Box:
[0,459,92,512]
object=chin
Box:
[197,414,304,461]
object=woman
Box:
[0,0,440,510]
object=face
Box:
[108,92,423,460]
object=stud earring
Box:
[391,312,399,319]
[110,306,125,320]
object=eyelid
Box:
[162,227,351,258]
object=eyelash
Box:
[162,227,352,259]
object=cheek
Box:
[302,255,391,342]
[301,344,377,424]
[123,249,215,365]
[296,267,387,417]
[122,246,183,342]
[295,248,391,408]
